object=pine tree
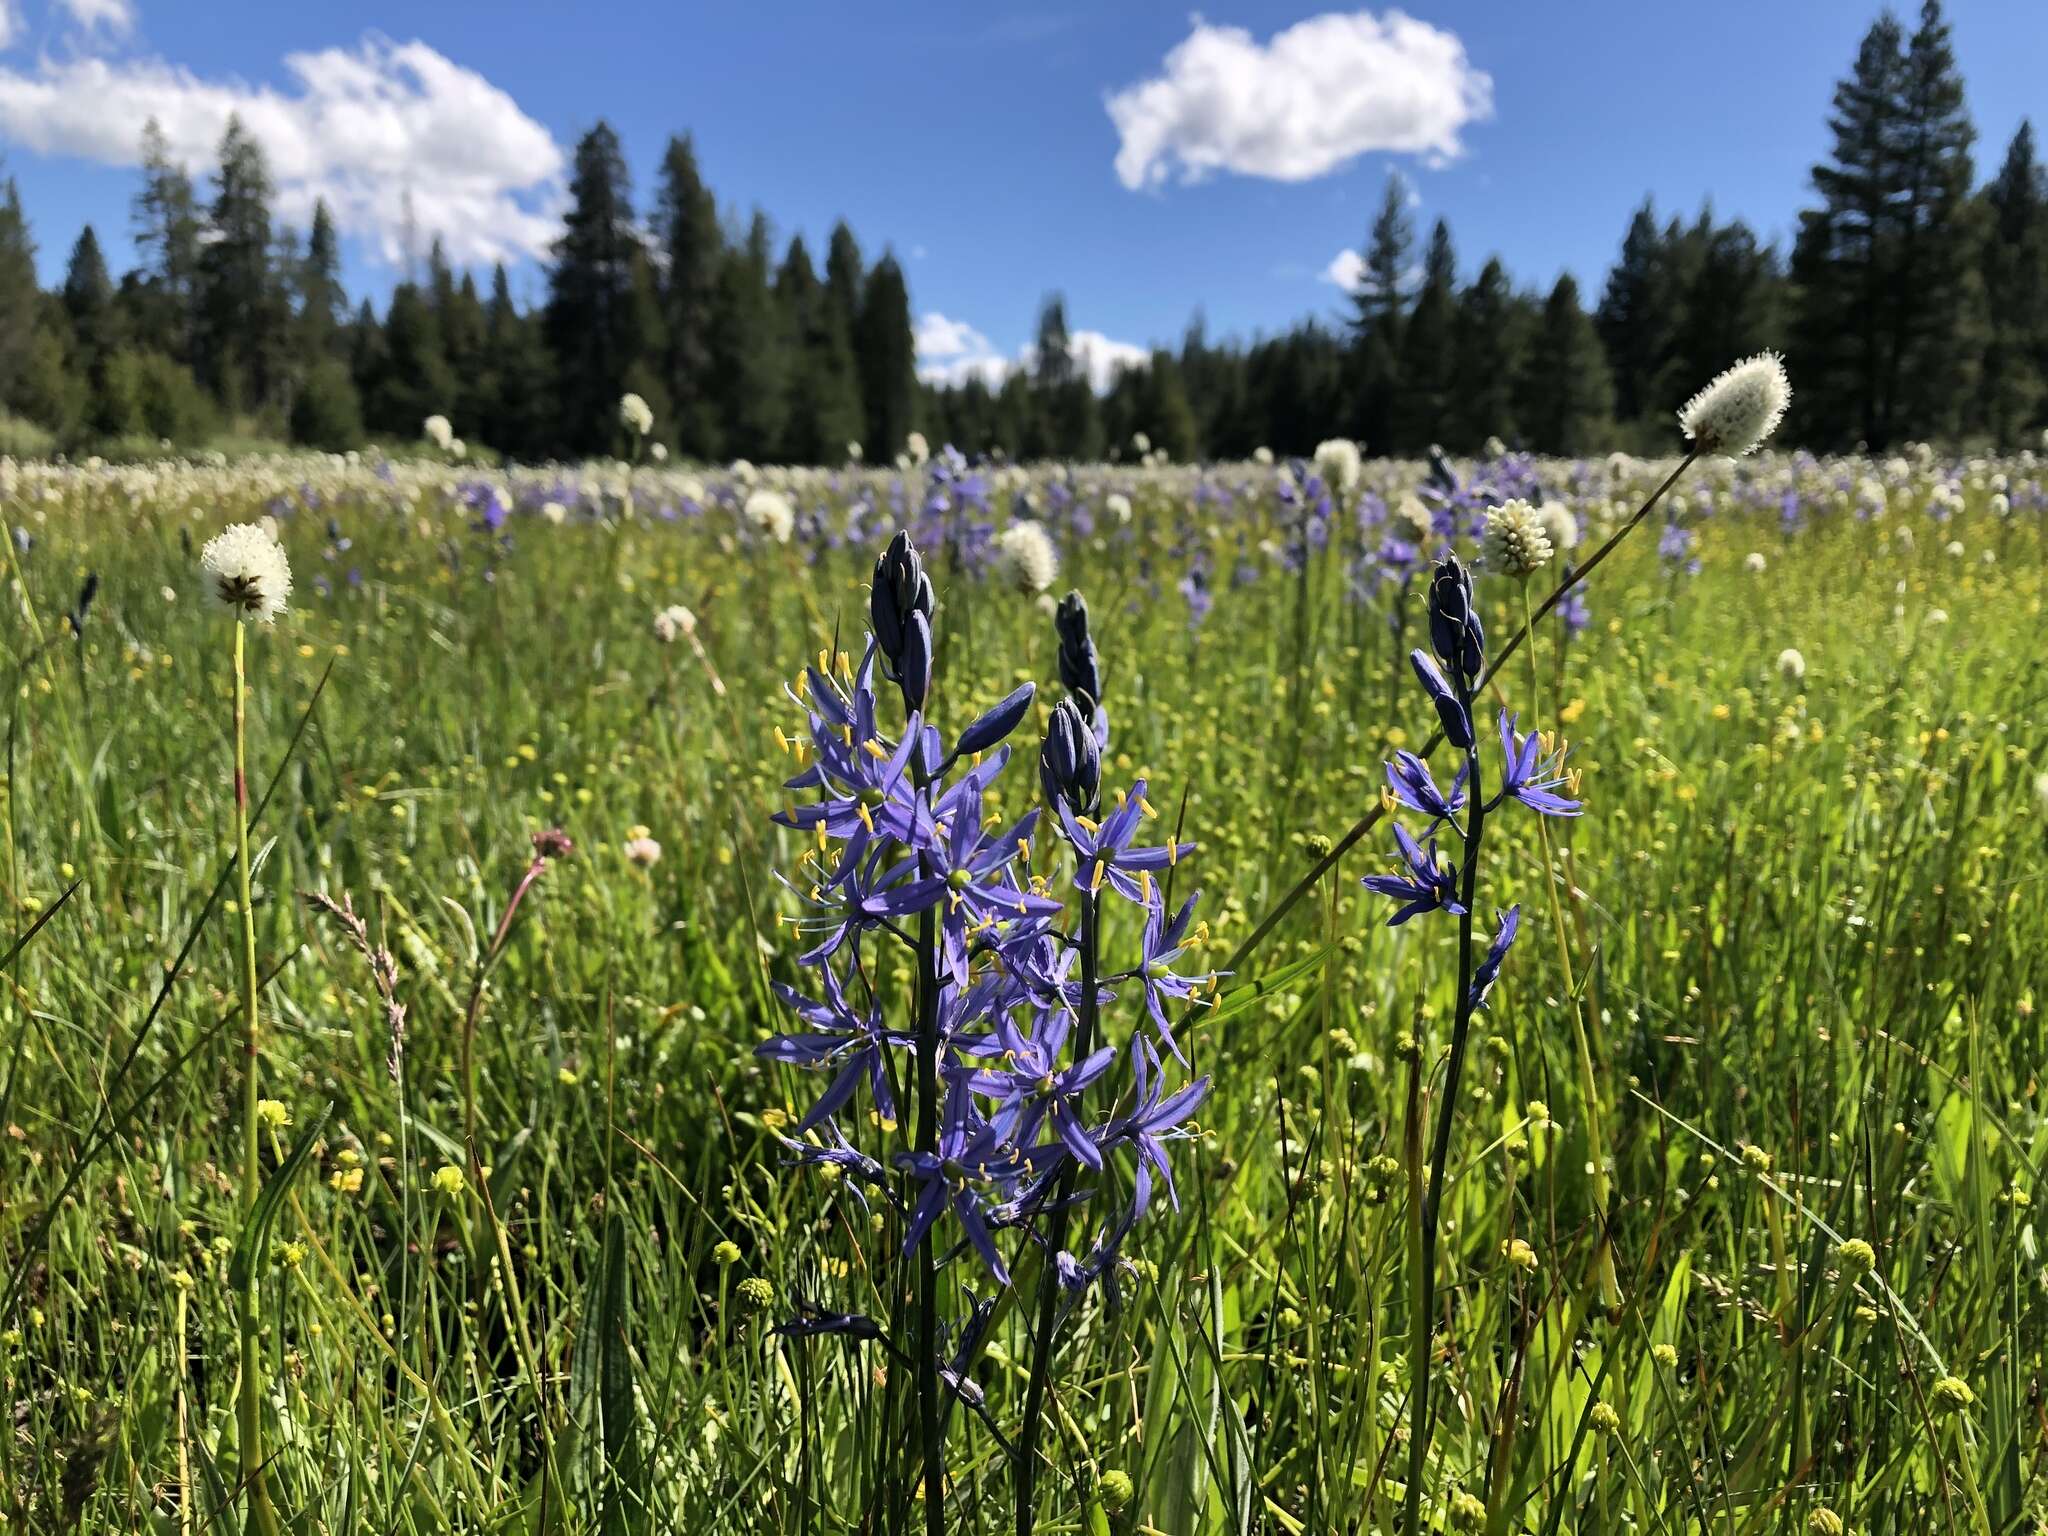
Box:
[367,283,455,439]
[653,135,724,459]
[62,225,116,365]
[1448,257,1521,449]
[824,223,867,424]
[298,200,347,358]
[1347,174,1412,448]
[1669,215,1784,419]
[710,211,788,459]
[856,253,916,460]
[1519,275,1612,454]
[1792,2,1980,446]
[544,122,651,456]
[130,118,201,364]
[480,264,553,459]
[1392,219,1456,451]
[197,114,287,417]
[776,234,863,463]
[1596,201,1681,424]
[1027,295,1100,459]
[1975,120,2045,444]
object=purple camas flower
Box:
[1363,822,1465,926]
[1492,712,1583,817]
[760,530,1212,1342]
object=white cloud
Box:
[0,35,565,266]
[0,3,19,51]
[1321,248,1365,291]
[1107,10,1492,191]
[58,0,135,36]
[916,310,1149,393]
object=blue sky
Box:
[1,0,2043,384]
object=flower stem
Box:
[1518,580,1621,1315]
[1015,886,1098,1536]
[1404,684,1487,1535]
[232,619,281,1536]
[911,762,945,1536]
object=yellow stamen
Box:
[1089,859,1107,892]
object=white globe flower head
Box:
[1483,435,1507,460]
[1678,351,1791,456]
[422,414,453,451]
[1776,647,1806,681]
[904,431,930,468]
[1944,540,1965,559]
[1745,551,1768,574]
[1535,502,1580,556]
[650,443,669,464]
[847,441,864,463]
[1392,495,1434,544]
[1105,492,1133,525]
[653,604,697,644]
[201,522,293,624]
[619,393,654,437]
[1313,437,1363,494]
[623,834,663,869]
[541,500,568,525]
[728,458,758,486]
[995,519,1060,594]
[743,488,795,544]
[1252,446,1274,466]
[449,438,467,461]
[1480,498,1554,578]
[1131,431,1152,454]
[1926,607,1949,625]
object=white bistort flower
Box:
[1678,352,1791,456]
[1313,437,1362,493]
[1535,502,1580,556]
[904,431,930,468]
[743,489,795,544]
[1391,495,1434,544]
[1252,446,1275,466]
[620,392,654,437]
[995,520,1060,594]
[201,522,293,624]
[1481,499,1554,578]
[1776,647,1806,681]
[1745,551,1768,574]
[653,604,697,644]
[422,414,453,451]
[1105,492,1133,525]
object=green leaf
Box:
[1204,945,1334,1025]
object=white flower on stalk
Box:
[1483,435,1507,460]
[743,489,795,543]
[449,438,467,461]
[1535,502,1579,556]
[201,522,293,624]
[1131,432,1151,454]
[1391,494,1434,544]
[1926,608,1949,625]
[1944,540,1965,558]
[541,501,568,525]
[623,832,662,868]
[653,604,697,644]
[1105,492,1133,525]
[1744,552,1768,574]
[1480,499,1553,578]
[847,441,863,463]
[422,414,453,451]
[1678,352,1791,456]
[1776,647,1806,681]
[1313,437,1362,493]
[904,431,930,468]
[994,520,1060,594]
[1252,446,1274,466]
[620,393,654,437]
[650,443,668,463]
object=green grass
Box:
[0,453,2041,1533]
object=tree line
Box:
[0,0,2037,463]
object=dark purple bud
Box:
[1054,590,1102,719]
[1039,697,1100,816]
[532,827,574,861]
[870,530,934,663]
[897,610,932,713]
[1410,650,1473,750]
[955,682,1035,758]
[1427,556,1484,680]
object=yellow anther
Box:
[863,739,890,761]
[1166,841,1180,867]
[1090,859,1107,893]
[1138,795,1157,820]
[1139,870,1152,905]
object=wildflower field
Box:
[2,410,2045,1533]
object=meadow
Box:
[0,411,2043,1534]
